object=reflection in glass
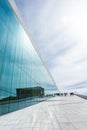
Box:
[0,0,58,115]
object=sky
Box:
[15,0,87,93]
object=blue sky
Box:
[15,0,87,92]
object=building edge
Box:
[8,0,59,92]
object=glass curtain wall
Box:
[0,0,58,115]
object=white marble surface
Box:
[0,95,87,130]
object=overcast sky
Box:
[15,0,87,93]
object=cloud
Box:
[15,0,87,92]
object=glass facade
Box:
[0,0,58,115]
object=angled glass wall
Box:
[0,0,58,115]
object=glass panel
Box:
[0,0,58,115]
